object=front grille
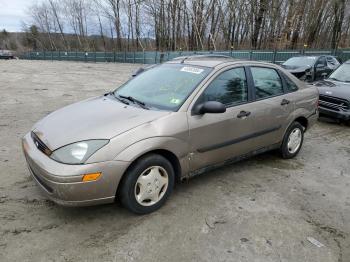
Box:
[319,95,350,112]
[31,132,52,156]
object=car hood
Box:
[33,95,170,150]
[281,64,311,73]
[315,80,350,99]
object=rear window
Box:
[282,74,299,92]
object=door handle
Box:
[237,110,251,118]
[281,99,290,106]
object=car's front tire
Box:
[280,122,304,159]
[118,154,175,214]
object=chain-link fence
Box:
[20,49,350,64]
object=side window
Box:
[283,74,299,92]
[200,67,248,106]
[251,67,284,99]
[316,56,326,67]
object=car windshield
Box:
[114,63,212,111]
[283,56,316,67]
[329,63,350,83]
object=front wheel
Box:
[118,154,175,214]
[280,122,304,159]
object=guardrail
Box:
[20,49,350,64]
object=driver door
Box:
[187,67,256,172]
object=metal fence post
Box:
[249,51,253,60]
[124,51,126,63]
[94,52,96,62]
[58,50,61,60]
[133,51,135,63]
[114,51,116,63]
[273,49,277,63]
[143,51,145,64]
[333,49,338,57]
[155,51,157,64]
[339,50,343,61]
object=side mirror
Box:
[316,63,324,68]
[193,101,226,115]
[132,67,145,77]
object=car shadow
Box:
[46,148,299,220]
[318,116,349,127]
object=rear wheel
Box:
[118,154,175,214]
[280,122,304,159]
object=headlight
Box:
[51,140,109,164]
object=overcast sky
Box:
[0,0,40,32]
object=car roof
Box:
[165,55,277,69]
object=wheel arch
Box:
[114,137,188,196]
[116,149,183,197]
[294,116,308,131]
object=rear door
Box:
[243,66,294,149]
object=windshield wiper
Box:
[105,91,130,105]
[118,95,149,109]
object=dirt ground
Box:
[0,60,349,262]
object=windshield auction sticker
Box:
[180,66,204,74]
[170,98,181,104]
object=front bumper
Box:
[291,71,313,82]
[319,107,350,121]
[22,132,130,206]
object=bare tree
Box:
[48,0,69,49]
[24,0,350,52]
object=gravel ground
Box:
[0,60,349,262]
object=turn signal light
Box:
[82,172,102,182]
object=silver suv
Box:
[22,56,319,214]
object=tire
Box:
[118,154,175,214]
[280,122,304,159]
